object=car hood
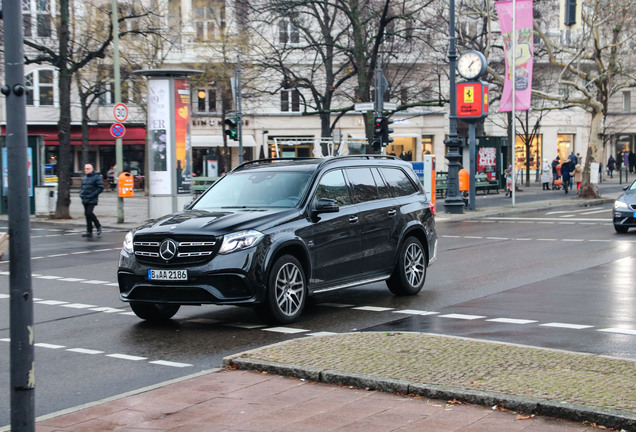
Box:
[132,208,302,236]
[618,188,636,204]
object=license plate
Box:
[148,269,188,281]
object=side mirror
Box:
[314,198,339,214]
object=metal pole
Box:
[3,0,36,428]
[237,56,243,164]
[112,0,124,222]
[444,0,464,213]
[469,123,476,210]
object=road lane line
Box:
[67,348,104,355]
[35,343,65,349]
[107,354,147,361]
[598,328,636,336]
[540,322,594,330]
[263,327,310,334]
[439,313,486,320]
[149,360,193,368]
[354,306,395,312]
[487,318,538,325]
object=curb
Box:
[223,352,636,431]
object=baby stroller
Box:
[553,178,562,190]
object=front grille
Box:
[133,234,220,265]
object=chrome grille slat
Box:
[135,251,159,257]
[132,235,219,265]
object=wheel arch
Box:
[264,239,312,282]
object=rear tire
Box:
[387,237,427,296]
[614,224,629,233]
[130,302,180,322]
[255,255,307,325]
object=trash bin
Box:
[35,184,57,217]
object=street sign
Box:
[113,103,129,122]
[384,103,397,111]
[110,123,126,138]
[354,102,374,112]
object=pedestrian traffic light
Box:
[224,117,238,141]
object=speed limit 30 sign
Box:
[113,103,129,122]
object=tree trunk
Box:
[578,111,602,199]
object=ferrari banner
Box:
[496,0,534,112]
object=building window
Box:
[196,88,217,113]
[281,89,301,112]
[23,0,53,38]
[278,19,299,44]
[25,69,56,106]
[193,0,225,41]
[623,91,632,112]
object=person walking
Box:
[629,151,636,174]
[561,159,573,194]
[607,155,616,178]
[541,159,551,190]
[79,163,104,238]
[551,156,560,189]
[573,163,583,191]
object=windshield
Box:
[193,170,313,209]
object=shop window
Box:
[421,135,433,157]
[25,69,56,106]
[515,134,542,172]
[23,0,52,38]
[557,134,574,161]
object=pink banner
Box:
[496,0,533,112]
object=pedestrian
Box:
[541,159,551,190]
[607,155,616,178]
[504,168,512,197]
[573,163,583,191]
[561,159,573,194]
[79,163,104,238]
[551,156,560,189]
[629,151,636,174]
[569,151,578,167]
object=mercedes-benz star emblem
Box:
[159,239,177,261]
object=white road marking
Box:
[0,338,10,343]
[486,318,538,325]
[90,307,125,313]
[318,303,355,308]
[62,303,97,309]
[36,300,68,305]
[486,237,509,240]
[71,251,91,255]
[149,360,193,368]
[353,306,395,312]
[439,313,486,320]
[0,294,9,299]
[67,348,104,355]
[81,280,111,285]
[36,275,62,279]
[263,327,310,334]
[394,310,439,316]
[307,331,339,337]
[598,328,636,336]
[540,322,594,330]
[58,278,86,282]
[486,217,610,222]
[35,343,65,349]
[107,353,147,361]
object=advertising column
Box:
[138,69,201,219]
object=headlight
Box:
[614,200,629,211]
[122,231,134,254]
[219,230,264,254]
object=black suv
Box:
[118,156,438,324]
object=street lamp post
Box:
[444,0,465,214]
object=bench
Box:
[475,174,499,194]
[436,175,448,198]
[191,176,219,195]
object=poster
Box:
[174,79,192,194]
[147,79,172,194]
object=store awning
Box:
[191,135,257,148]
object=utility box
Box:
[35,185,57,217]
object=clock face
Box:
[457,51,486,80]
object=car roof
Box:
[231,155,409,173]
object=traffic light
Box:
[224,117,238,141]
[382,116,394,146]
[372,117,383,152]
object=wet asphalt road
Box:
[1,202,635,426]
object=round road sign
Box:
[110,123,126,138]
[113,103,129,122]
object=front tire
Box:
[387,237,427,296]
[130,302,180,322]
[614,224,629,233]
[255,255,307,325]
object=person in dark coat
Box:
[607,155,616,178]
[629,151,636,173]
[561,159,573,194]
[79,163,104,237]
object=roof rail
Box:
[316,154,400,169]
[232,157,322,172]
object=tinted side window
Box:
[346,168,380,204]
[315,169,351,206]
[381,167,419,197]
[371,167,392,199]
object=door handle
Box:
[348,216,359,224]
[388,209,397,216]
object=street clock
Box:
[457,51,487,80]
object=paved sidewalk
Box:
[2,176,635,431]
